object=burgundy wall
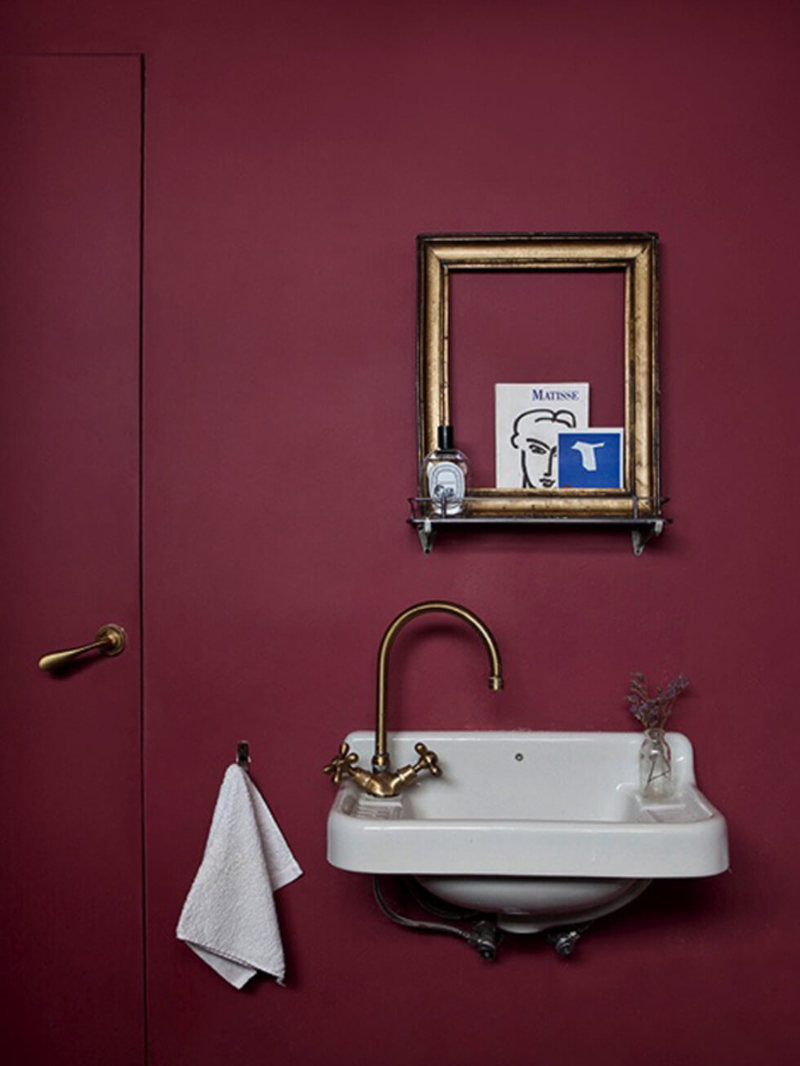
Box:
[4,1,800,1063]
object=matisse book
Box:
[495,383,590,489]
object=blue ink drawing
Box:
[557,429,624,488]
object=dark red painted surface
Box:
[2,2,800,1064]
[0,56,144,1064]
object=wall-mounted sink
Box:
[327,730,729,933]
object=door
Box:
[0,56,145,1064]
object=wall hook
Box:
[236,741,250,772]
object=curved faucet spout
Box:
[373,601,504,772]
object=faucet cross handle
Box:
[412,742,441,778]
[323,741,359,786]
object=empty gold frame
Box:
[416,233,661,520]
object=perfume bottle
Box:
[423,425,470,515]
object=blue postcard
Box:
[557,429,624,489]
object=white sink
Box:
[327,730,729,932]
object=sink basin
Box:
[326,730,729,932]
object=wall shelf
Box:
[413,233,666,557]
[407,499,668,556]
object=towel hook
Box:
[236,741,250,773]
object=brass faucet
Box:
[324,601,503,798]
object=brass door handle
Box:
[38,623,127,672]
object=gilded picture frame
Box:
[416,233,661,519]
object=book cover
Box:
[495,383,590,489]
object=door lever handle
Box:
[38,623,127,672]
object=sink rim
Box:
[326,729,729,880]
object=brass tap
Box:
[324,601,503,797]
[323,739,441,798]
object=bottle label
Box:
[428,461,465,514]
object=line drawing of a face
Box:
[510,408,578,488]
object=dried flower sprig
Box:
[627,672,689,731]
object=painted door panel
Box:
[0,56,144,1065]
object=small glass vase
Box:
[639,727,673,800]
